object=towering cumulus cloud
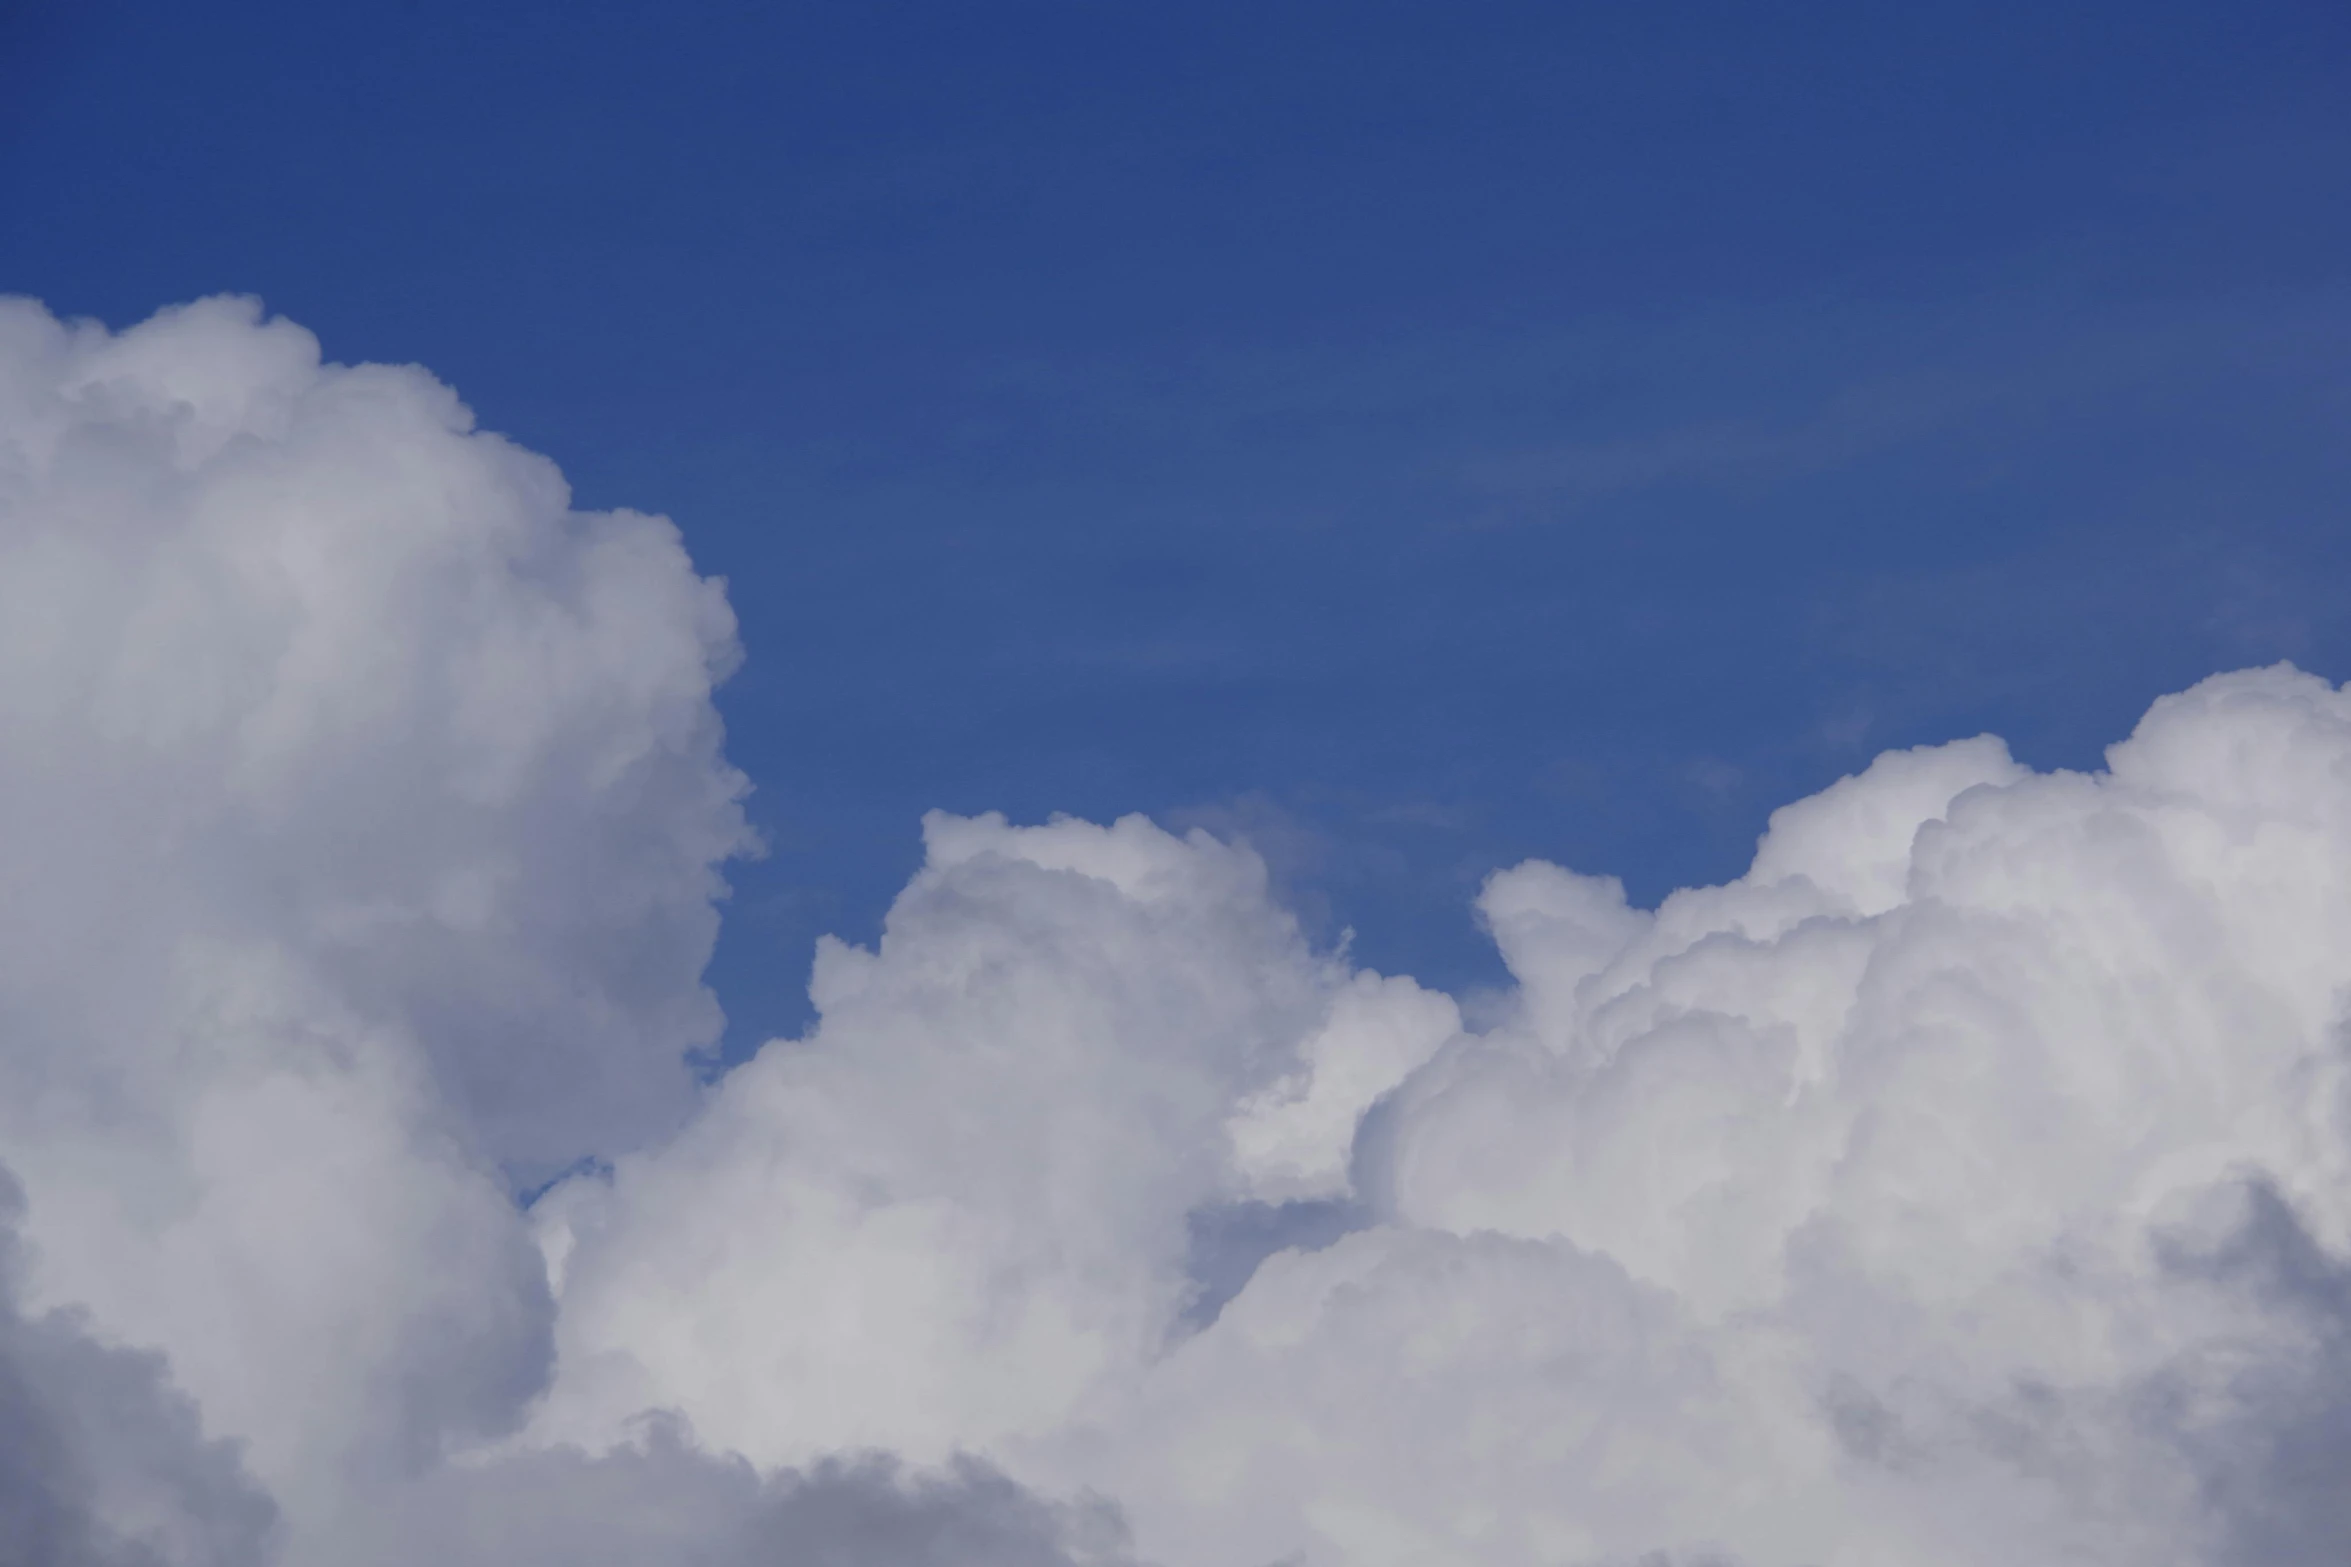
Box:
[3,297,2348,1565]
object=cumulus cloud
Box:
[6,295,2351,1566]
[0,296,1115,1565]
[537,675,2351,1566]
[0,295,751,1184]
[529,808,1451,1466]
[0,291,752,1542]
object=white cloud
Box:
[0,297,753,1179]
[530,808,1447,1466]
[5,296,2351,1566]
[541,671,2351,1565]
[1226,970,1459,1203]
[0,295,1157,1566]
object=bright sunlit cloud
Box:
[3,298,2348,1566]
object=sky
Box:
[8,0,2351,1050]
[6,5,2351,1566]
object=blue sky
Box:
[8,0,2349,1052]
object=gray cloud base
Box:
[0,1171,275,1567]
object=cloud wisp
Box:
[3,298,2349,1565]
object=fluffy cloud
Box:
[6,296,2350,1566]
[0,295,750,1184]
[0,292,752,1542]
[539,675,2351,1566]
[0,297,1114,1565]
[530,809,1453,1469]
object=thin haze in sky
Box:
[3,4,2351,1565]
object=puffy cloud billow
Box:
[1,297,2347,1566]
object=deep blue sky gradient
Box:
[6,0,2349,1051]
